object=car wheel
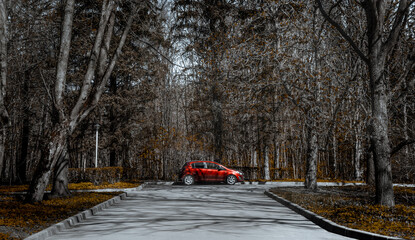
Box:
[226,175,237,185]
[183,175,194,185]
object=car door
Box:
[215,164,228,182]
[191,162,207,181]
[205,162,220,181]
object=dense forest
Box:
[0,0,413,206]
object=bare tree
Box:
[25,0,136,202]
[316,0,414,206]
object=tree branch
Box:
[70,0,114,123]
[135,38,185,69]
[78,4,136,125]
[383,0,410,53]
[54,0,75,115]
[391,139,415,156]
[315,0,369,64]
[39,69,54,104]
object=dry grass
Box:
[270,186,415,240]
[0,182,141,239]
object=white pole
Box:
[95,124,99,168]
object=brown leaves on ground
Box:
[270,186,415,240]
[0,182,141,239]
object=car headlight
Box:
[237,171,243,176]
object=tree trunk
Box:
[17,70,31,184]
[0,128,4,180]
[305,119,318,190]
[211,84,223,163]
[354,135,362,181]
[252,147,257,180]
[365,144,376,186]
[109,75,117,167]
[25,127,68,202]
[403,83,409,181]
[274,142,280,179]
[0,0,8,181]
[332,134,337,179]
[264,145,270,180]
[51,150,70,197]
[365,0,395,205]
[368,60,394,206]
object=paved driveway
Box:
[47,184,353,240]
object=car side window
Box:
[192,162,205,169]
[206,162,219,169]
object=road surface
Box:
[46,183,353,240]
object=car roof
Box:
[187,160,219,164]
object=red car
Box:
[179,160,244,185]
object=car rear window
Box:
[192,162,205,168]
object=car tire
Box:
[183,175,194,185]
[226,175,237,185]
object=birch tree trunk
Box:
[264,145,270,180]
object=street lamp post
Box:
[95,123,100,168]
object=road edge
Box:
[24,184,146,240]
[264,191,403,240]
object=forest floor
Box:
[0,182,141,239]
[270,186,415,240]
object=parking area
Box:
[46,183,353,240]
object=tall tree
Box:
[25,0,136,202]
[0,0,9,180]
[316,0,414,206]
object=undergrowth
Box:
[271,186,415,239]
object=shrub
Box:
[69,167,140,185]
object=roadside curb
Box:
[244,181,365,186]
[144,181,175,185]
[24,183,147,240]
[264,191,403,240]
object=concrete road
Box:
[47,184,353,240]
